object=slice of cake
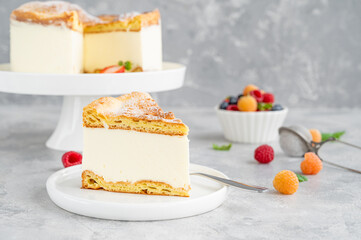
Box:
[81,92,190,197]
[83,10,162,73]
[10,1,97,73]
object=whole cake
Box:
[10,1,162,73]
[81,92,190,197]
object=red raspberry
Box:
[249,90,263,102]
[254,145,274,164]
[62,151,82,168]
[226,104,239,111]
[262,93,274,103]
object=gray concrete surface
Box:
[1,105,361,239]
[1,0,361,108]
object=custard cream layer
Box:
[83,25,162,72]
[10,20,83,73]
[82,128,190,189]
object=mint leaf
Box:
[333,131,345,139]
[257,103,273,111]
[212,143,232,151]
[124,61,132,71]
[321,133,332,141]
[296,174,308,183]
[321,131,345,141]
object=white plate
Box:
[0,62,185,96]
[46,164,228,221]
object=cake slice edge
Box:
[82,170,190,197]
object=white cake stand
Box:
[0,62,186,151]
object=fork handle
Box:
[191,173,268,193]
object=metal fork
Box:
[191,172,268,193]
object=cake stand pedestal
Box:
[0,62,186,151]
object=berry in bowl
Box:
[216,84,288,143]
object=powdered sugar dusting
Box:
[117,12,141,21]
[12,1,101,24]
[92,92,183,124]
[96,12,141,25]
[18,1,80,13]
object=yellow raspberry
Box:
[243,84,259,96]
[273,170,299,195]
[237,95,257,112]
[301,152,323,175]
[309,129,322,143]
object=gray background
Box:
[1,0,360,108]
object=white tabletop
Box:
[1,105,361,239]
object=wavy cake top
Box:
[83,92,188,136]
[10,1,100,32]
[84,9,160,33]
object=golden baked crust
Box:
[10,1,99,32]
[83,92,189,136]
[84,9,160,33]
[82,170,190,197]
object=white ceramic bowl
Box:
[215,107,288,143]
